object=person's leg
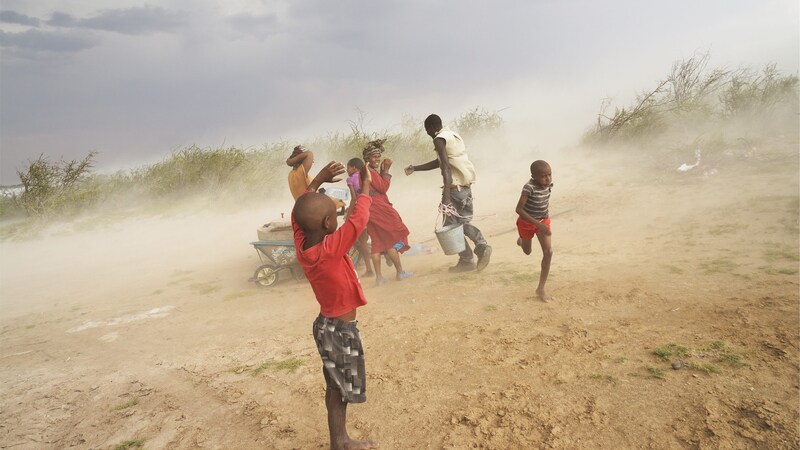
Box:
[384,248,403,273]
[324,387,379,450]
[326,384,349,447]
[457,238,474,263]
[517,237,533,255]
[385,248,412,279]
[443,190,476,271]
[465,221,491,271]
[371,252,387,285]
[455,187,491,271]
[357,232,374,276]
[535,232,553,302]
[517,219,534,255]
[443,210,473,263]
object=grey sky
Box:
[1,0,797,184]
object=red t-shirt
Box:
[292,193,372,318]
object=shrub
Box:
[720,63,799,117]
[15,152,98,217]
[452,107,505,139]
[583,53,799,146]
[0,107,505,232]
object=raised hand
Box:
[317,161,345,183]
[308,161,345,192]
[404,165,415,176]
[380,158,393,173]
[359,164,372,195]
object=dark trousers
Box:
[442,186,488,262]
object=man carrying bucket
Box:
[404,114,492,273]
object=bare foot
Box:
[536,289,553,303]
[337,438,379,449]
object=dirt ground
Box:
[1,145,798,450]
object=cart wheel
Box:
[254,264,278,287]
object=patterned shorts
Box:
[312,314,367,403]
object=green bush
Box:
[14,152,98,217]
[583,53,799,145]
[135,145,248,196]
[720,63,799,117]
[0,107,504,233]
[452,107,505,139]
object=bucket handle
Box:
[435,203,460,230]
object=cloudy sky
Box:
[1,0,797,184]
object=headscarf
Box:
[362,139,386,160]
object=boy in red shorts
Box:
[514,160,554,303]
[292,160,379,450]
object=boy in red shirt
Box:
[292,160,379,450]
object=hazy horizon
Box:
[1,0,798,185]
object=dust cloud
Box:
[1,93,798,449]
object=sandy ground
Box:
[1,146,798,450]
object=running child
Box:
[515,160,554,302]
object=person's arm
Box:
[360,164,372,196]
[286,150,314,172]
[433,137,453,205]
[380,158,394,190]
[325,167,373,257]
[346,183,357,218]
[307,160,344,192]
[404,158,439,175]
[515,193,537,223]
[515,191,551,235]
[366,167,387,194]
[350,165,372,231]
[380,157,393,175]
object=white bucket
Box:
[435,223,466,255]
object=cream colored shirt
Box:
[436,128,476,187]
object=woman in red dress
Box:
[362,140,413,286]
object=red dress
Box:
[367,169,410,254]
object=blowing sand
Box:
[1,146,798,449]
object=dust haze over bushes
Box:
[581,53,798,165]
[0,54,797,240]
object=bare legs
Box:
[356,232,374,276]
[535,232,553,302]
[371,248,409,285]
[517,232,553,302]
[325,387,378,450]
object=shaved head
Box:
[531,160,551,176]
[293,192,337,234]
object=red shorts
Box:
[516,217,551,240]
